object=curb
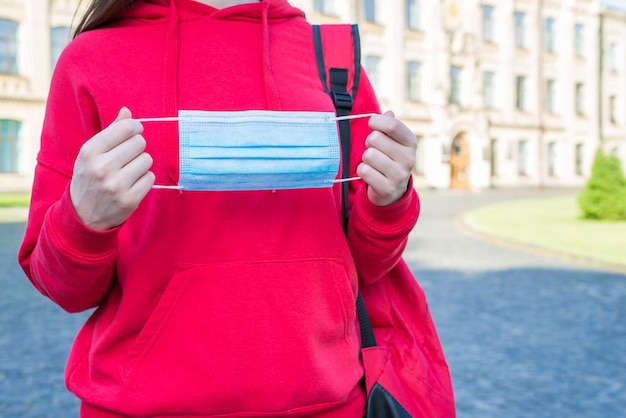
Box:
[456,212,626,276]
[0,207,28,224]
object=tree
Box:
[578,149,626,221]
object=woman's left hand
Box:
[357,111,417,207]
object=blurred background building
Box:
[1,0,625,191]
[0,0,76,192]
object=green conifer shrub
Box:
[578,149,626,221]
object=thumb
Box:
[114,106,133,123]
[384,110,395,118]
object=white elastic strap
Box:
[151,185,184,190]
[137,113,376,123]
[135,117,179,123]
[330,113,377,121]
[151,177,361,190]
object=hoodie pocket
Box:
[119,259,361,416]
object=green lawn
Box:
[0,193,30,207]
[462,195,626,268]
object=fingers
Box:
[115,152,154,191]
[69,107,154,230]
[365,131,414,168]
[363,111,417,176]
[106,133,148,169]
[360,142,407,182]
[359,111,416,206]
[126,169,156,207]
[368,111,415,148]
[79,124,149,186]
[84,107,144,155]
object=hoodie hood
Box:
[116,0,305,183]
[121,0,304,23]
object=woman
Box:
[19,0,422,416]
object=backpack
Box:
[312,23,456,418]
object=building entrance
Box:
[450,133,470,189]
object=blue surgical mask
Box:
[141,110,342,191]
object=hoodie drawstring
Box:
[260,0,281,110]
[164,0,181,183]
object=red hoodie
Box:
[18,0,420,416]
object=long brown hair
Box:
[73,0,135,37]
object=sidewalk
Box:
[0,207,28,223]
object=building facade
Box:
[0,0,76,191]
[1,0,625,191]
[294,0,626,189]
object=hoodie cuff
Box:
[353,177,420,233]
[47,188,120,259]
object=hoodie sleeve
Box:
[17,41,119,313]
[345,70,420,285]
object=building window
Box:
[575,83,585,116]
[547,142,556,177]
[50,26,71,70]
[490,138,498,176]
[609,43,618,72]
[482,5,495,43]
[544,17,555,53]
[514,11,525,48]
[0,119,20,173]
[406,0,421,30]
[365,55,382,95]
[575,143,584,175]
[610,95,618,124]
[314,0,336,15]
[406,61,422,102]
[518,140,528,176]
[516,75,526,111]
[0,19,18,75]
[441,143,450,163]
[546,79,555,113]
[574,23,584,58]
[449,65,461,104]
[414,135,425,175]
[483,71,495,109]
[364,0,377,22]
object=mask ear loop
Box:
[135,117,180,123]
[326,113,376,183]
[138,113,377,189]
[152,176,360,190]
[328,113,376,122]
[136,113,378,123]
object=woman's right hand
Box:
[69,107,155,231]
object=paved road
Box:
[405,188,626,418]
[1,188,625,417]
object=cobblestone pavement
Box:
[405,188,626,418]
[1,188,625,417]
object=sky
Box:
[602,0,626,11]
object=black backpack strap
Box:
[312,24,361,231]
[313,24,377,349]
